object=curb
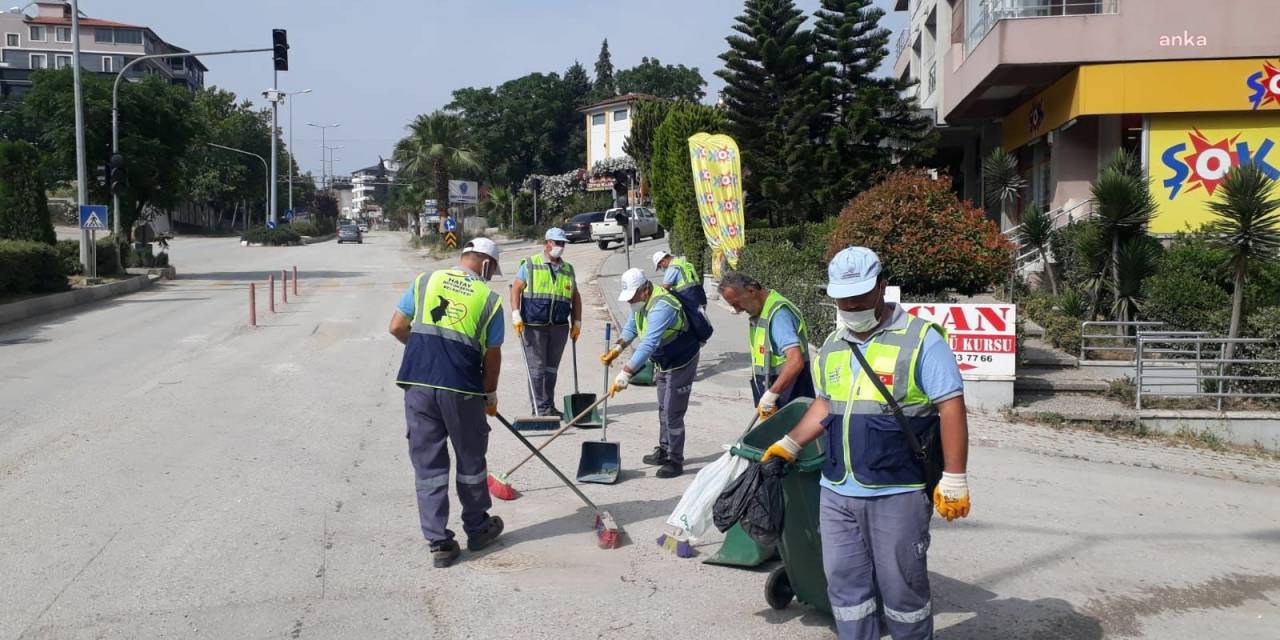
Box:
[302,233,337,245]
[0,273,161,327]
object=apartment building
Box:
[0,1,205,98]
[894,0,1279,233]
[351,159,397,214]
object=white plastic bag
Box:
[665,449,749,540]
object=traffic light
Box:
[109,153,126,196]
[272,29,289,71]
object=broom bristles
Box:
[487,473,519,501]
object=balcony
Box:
[966,0,1118,53]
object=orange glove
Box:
[570,321,581,341]
[484,392,498,417]
[600,346,622,366]
[761,435,800,463]
[933,472,970,521]
[609,370,631,397]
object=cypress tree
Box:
[0,140,55,244]
[591,39,617,101]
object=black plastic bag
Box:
[712,457,787,547]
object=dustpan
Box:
[577,322,621,483]
[563,340,601,429]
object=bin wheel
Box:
[765,565,794,610]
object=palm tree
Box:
[1205,164,1280,365]
[1089,151,1156,322]
[482,186,514,228]
[393,111,481,217]
[1109,236,1160,326]
[983,148,1027,230]
[1016,203,1059,295]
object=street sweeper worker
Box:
[601,267,702,479]
[511,227,583,417]
[760,246,970,640]
[651,249,707,308]
[389,237,507,568]
[717,271,814,420]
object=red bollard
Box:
[282,269,288,303]
[293,265,298,296]
[269,274,276,313]
[249,282,257,327]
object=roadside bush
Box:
[0,140,55,244]
[240,225,301,246]
[736,221,836,340]
[0,239,69,294]
[95,236,124,276]
[1041,313,1083,356]
[1236,306,1280,398]
[55,239,82,276]
[290,221,320,236]
[827,170,1014,296]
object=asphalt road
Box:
[1,231,1278,639]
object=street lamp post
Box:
[70,0,92,276]
[207,143,270,228]
[285,89,311,214]
[306,122,340,190]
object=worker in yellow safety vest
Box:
[511,228,582,417]
[651,250,707,308]
[716,271,815,419]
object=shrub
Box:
[736,221,836,340]
[95,236,125,276]
[55,239,82,276]
[0,140,55,244]
[240,225,301,246]
[290,221,321,236]
[1235,306,1280,399]
[650,102,727,273]
[1041,313,1083,355]
[0,239,69,294]
[827,170,1014,296]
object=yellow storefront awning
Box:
[1002,58,1280,150]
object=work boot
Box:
[467,515,505,552]
[656,462,684,479]
[546,407,564,419]
[430,539,461,568]
[642,447,669,466]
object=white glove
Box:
[757,390,780,413]
[613,370,631,391]
[938,472,968,500]
[511,309,522,324]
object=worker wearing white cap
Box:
[651,250,706,308]
[389,237,507,568]
[761,246,970,639]
[601,267,702,478]
[511,227,582,417]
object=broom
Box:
[487,391,611,500]
[493,412,624,548]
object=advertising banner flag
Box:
[688,133,745,276]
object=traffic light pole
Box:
[70,0,94,277]
[269,69,279,226]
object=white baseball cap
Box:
[617,267,650,301]
[826,246,881,298]
[545,227,569,243]
[651,250,671,271]
[463,237,503,275]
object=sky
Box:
[97,0,905,178]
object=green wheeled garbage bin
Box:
[729,397,832,615]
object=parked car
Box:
[590,207,663,250]
[337,224,363,244]
[562,211,606,243]
[357,221,369,233]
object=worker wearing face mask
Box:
[761,247,970,639]
[389,238,507,568]
[511,228,583,417]
[601,267,702,478]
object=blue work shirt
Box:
[767,305,802,356]
[818,304,963,498]
[662,265,683,286]
[621,299,679,371]
[396,271,505,348]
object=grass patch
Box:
[1172,426,1226,451]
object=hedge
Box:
[735,221,836,340]
[0,239,69,294]
[241,226,301,246]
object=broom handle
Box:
[495,412,602,513]
[572,337,580,394]
[500,392,611,477]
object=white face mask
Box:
[480,259,495,282]
[629,300,647,314]
[837,308,879,333]
[549,245,564,259]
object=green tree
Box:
[615,57,706,101]
[650,102,726,271]
[1016,203,1059,295]
[180,87,274,229]
[563,61,593,107]
[591,39,617,101]
[1205,164,1280,363]
[449,72,581,186]
[0,140,55,244]
[621,98,674,186]
[717,0,819,226]
[394,111,481,216]
[1090,150,1156,322]
[982,148,1026,230]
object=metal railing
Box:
[1136,335,1280,410]
[1079,321,1166,362]
[967,0,1120,52]
[895,26,911,58]
[1009,199,1095,271]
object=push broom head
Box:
[594,511,623,549]
[488,473,519,501]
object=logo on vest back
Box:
[877,372,895,387]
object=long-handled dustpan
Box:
[577,322,620,483]
[563,337,601,429]
[511,284,560,431]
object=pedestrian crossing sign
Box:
[79,205,109,230]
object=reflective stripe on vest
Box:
[521,253,574,325]
[395,269,501,394]
[635,287,700,370]
[749,290,809,383]
[813,315,943,488]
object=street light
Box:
[285,89,311,214]
[323,144,344,182]
[207,143,270,229]
[306,122,340,190]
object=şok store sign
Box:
[1149,112,1280,233]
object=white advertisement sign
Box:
[448,180,479,204]
[902,303,1017,380]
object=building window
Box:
[114,29,142,45]
[4,33,17,47]
[592,113,606,125]
[55,54,71,69]
[29,26,46,42]
[613,109,628,122]
[95,28,113,43]
[168,57,184,71]
[101,56,113,72]
[55,26,71,43]
[30,53,47,69]
[926,61,937,97]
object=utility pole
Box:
[70,0,93,277]
[306,123,341,191]
[285,89,311,214]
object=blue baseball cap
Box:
[545,228,569,242]
[827,247,881,298]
